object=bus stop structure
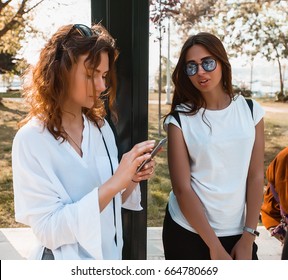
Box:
[91,0,150,260]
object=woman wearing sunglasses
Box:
[12,23,156,260]
[162,32,265,260]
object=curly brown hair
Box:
[20,23,119,141]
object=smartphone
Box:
[136,137,167,173]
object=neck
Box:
[61,113,84,157]
[62,110,83,129]
[203,91,231,110]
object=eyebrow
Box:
[187,56,214,63]
[87,69,109,75]
[95,69,109,74]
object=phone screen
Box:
[136,137,167,172]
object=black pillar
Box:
[91,0,149,260]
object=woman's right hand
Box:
[114,140,156,189]
[210,244,233,260]
[98,140,155,211]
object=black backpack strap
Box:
[170,111,182,128]
[245,98,254,119]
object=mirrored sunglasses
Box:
[185,58,217,76]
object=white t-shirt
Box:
[164,95,265,237]
[12,115,142,259]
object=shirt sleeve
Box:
[121,184,143,211]
[261,184,282,229]
[163,114,182,132]
[252,99,265,125]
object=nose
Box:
[95,77,107,93]
[197,64,206,75]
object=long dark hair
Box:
[169,32,234,116]
[20,23,119,141]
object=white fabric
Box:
[164,95,265,237]
[12,116,142,259]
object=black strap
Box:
[245,98,253,119]
[96,122,117,246]
[170,111,182,128]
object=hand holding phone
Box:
[136,137,167,173]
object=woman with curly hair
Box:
[12,23,155,260]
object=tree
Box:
[150,0,181,135]
[0,0,44,74]
[174,0,217,38]
[182,0,288,100]
[154,55,175,92]
[0,53,17,74]
[216,1,288,100]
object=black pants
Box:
[281,232,288,260]
[162,206,258,260]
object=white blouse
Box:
[12,115,142,259]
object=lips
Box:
[199,79,209,85]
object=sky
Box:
[19,0,287,94]
[22,0,91,65]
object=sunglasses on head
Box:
[67,24,94,38]
[185,58,217,76]
[55,24,94,61]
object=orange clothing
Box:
[261,147,288,229]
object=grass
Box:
[147,94,171,226]
[0,95,288,227]
[0,99,29,227]
[0,91,22,98]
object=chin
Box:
[82,101,94,109]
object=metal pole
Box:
[250,59,253,91]
[166,16,171,105]
[158,1,162,136]
[91,0,149,260]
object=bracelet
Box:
[131,179,139,183]
[243,226,260,237]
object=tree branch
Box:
[0,0,44,38]
[0,0,13,13]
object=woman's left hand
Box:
[131,159,156,183]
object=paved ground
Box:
[0,226,283,260]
